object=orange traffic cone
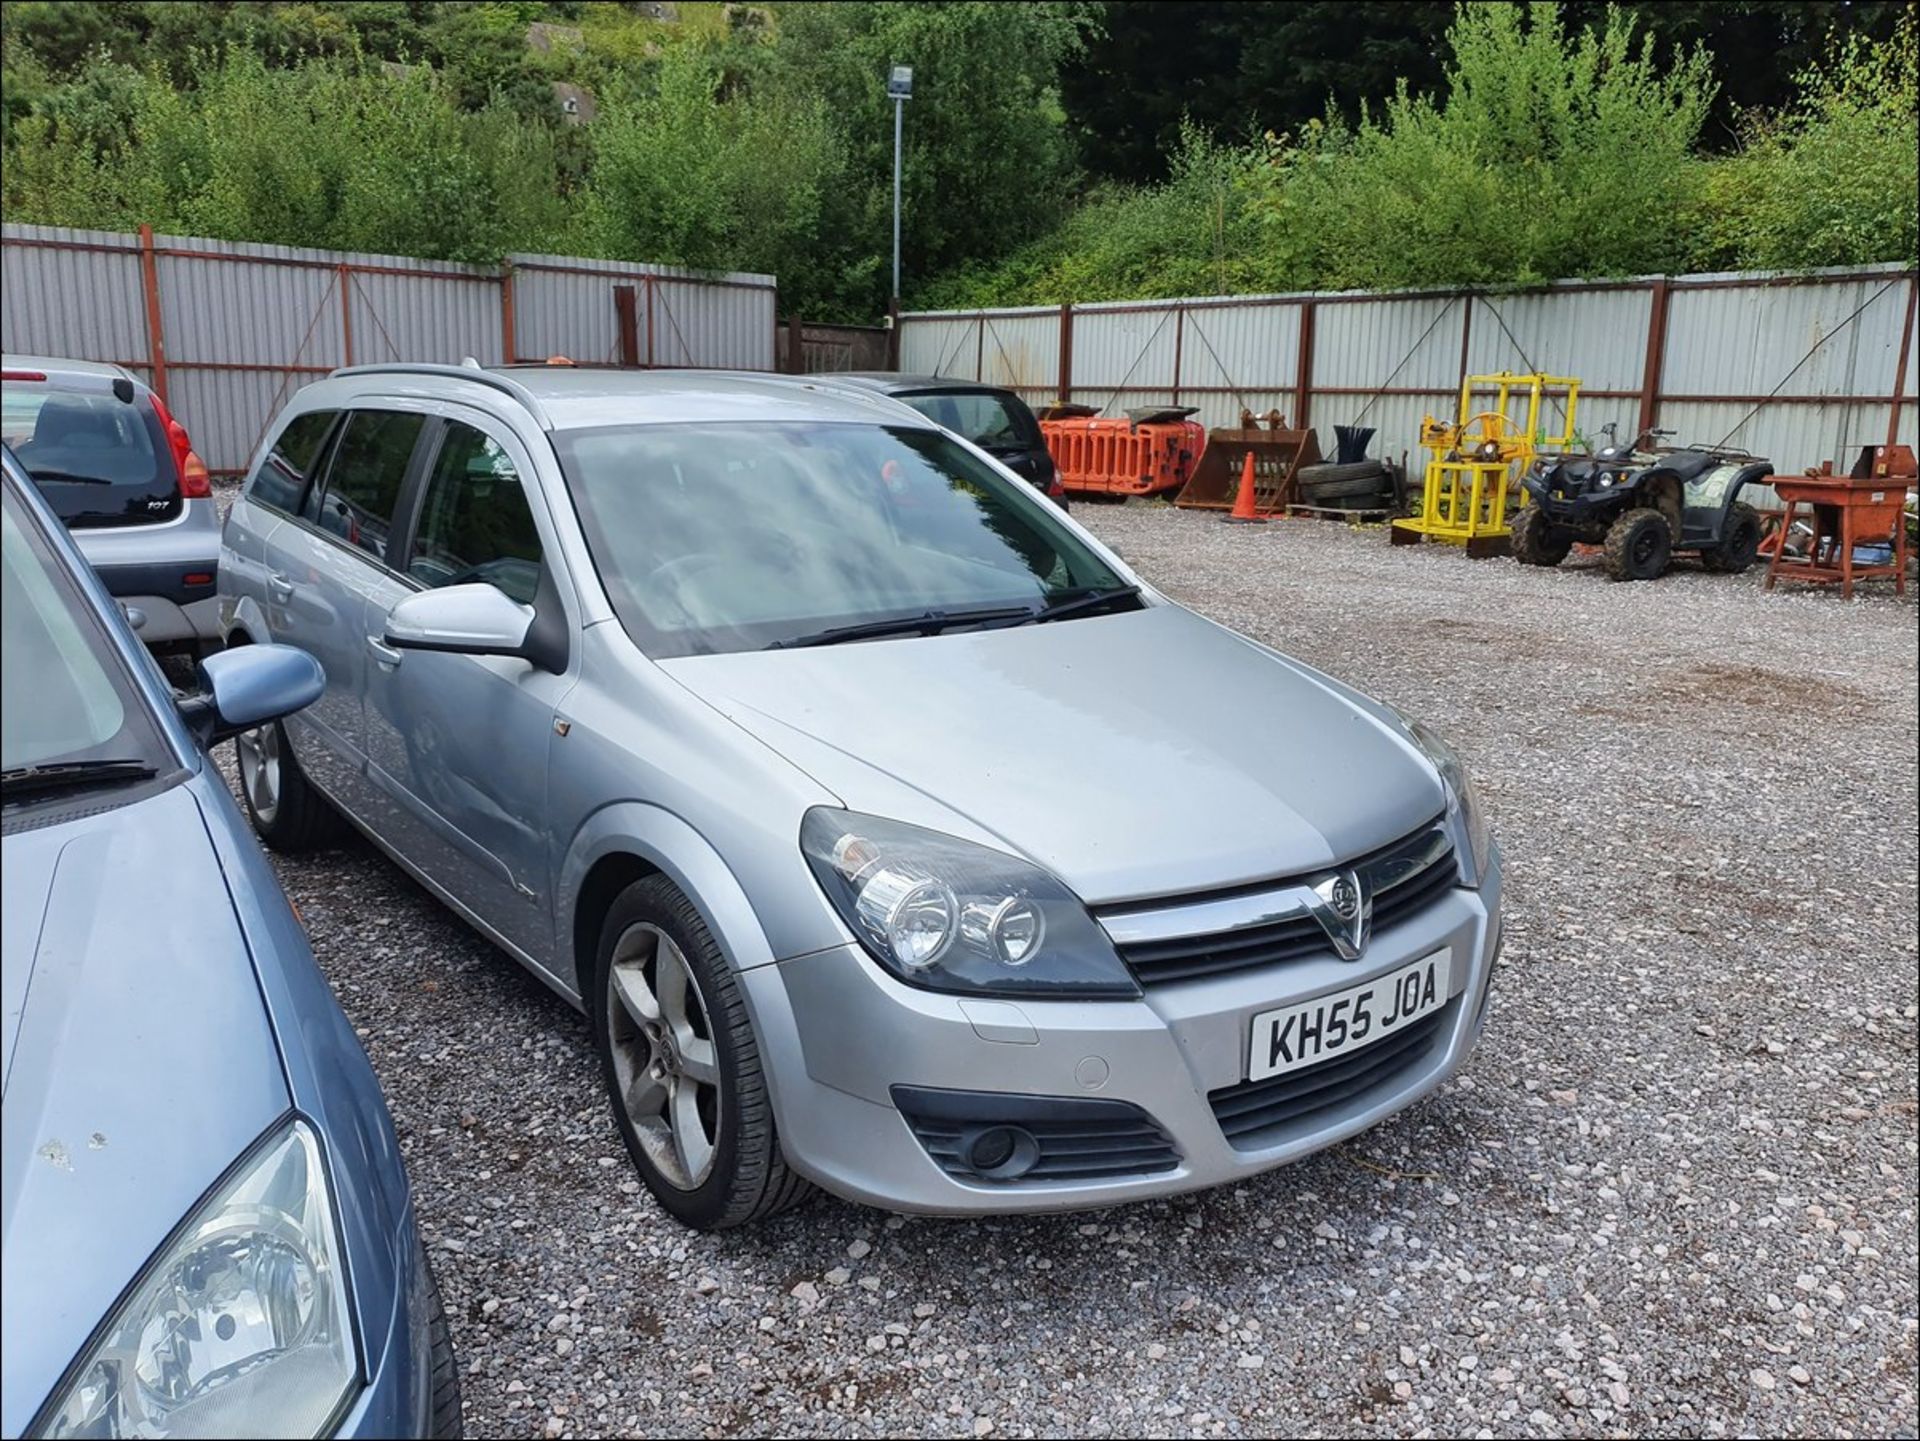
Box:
[1223,450,1266,524]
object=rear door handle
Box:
[267,572,296,602]
[366,636,404,669]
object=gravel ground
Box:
[227,504,1918,1440]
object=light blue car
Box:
[1,447,460,1439]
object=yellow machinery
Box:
[1391,371,1581,556]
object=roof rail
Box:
[328,363,553,430]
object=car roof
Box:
[1,353,142,388]
[823,373,1014,396]
[311,364,938,433]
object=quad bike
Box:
[1511,424,1773,581]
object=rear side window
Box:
[302,409,424,563]
[0,378,178,528]
[250,409,337,513]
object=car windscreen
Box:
[0,379,178,526]
[557,421,1124,658]
[899,391,1036,451]
[2,478,170,781]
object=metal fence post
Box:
[1638,277,1671,439]
[787,315,805,374]
[337,263,353,366]
[888,297,902,370]
[1057,301,1073,404]
[1294,300,1316,430]
[1889,275,1917,449]
[1171,305,1185,407]
[500,261,517,364]
[137,224,169,405]
[614,285,641,366]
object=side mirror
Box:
[384,583,535,659]
[178,644,325,746]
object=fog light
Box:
[963,1125,1039,1180]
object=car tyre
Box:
[234,715,349,851]
[592,875,815,1231]
[419,1240,464,1439]
[1510,505,1573,567]
[1701,500,1762,574]
[1602,507,1672,581]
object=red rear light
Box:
[2,369,47,382]
[182,449,213,499]
[147,393,210,497]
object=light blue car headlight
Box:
[802,808,1139,998]
[38,1119,357,1439]
[1396,714,1494,888]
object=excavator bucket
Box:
[1174,412,1322,514]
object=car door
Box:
[361,412,571,960]
[257,407,428,819]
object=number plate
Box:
[1247,950,1452,1082]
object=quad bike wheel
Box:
[1603,507,1673,582]
[1700,501,1762,574]
[1510,505,1573,567]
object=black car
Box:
[816,374,1067,507]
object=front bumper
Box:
[746,852,1503,1214]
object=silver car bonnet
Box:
[1,783,290,1435]
[662,603,1446,905]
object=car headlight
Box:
[802,808,1139,998]
[1395,715,1494,888]
[38,1120,357,1439]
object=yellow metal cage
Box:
[1392,372,1581,556]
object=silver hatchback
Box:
[218,364,1502,1230]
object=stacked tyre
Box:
[1293,459,1403,512]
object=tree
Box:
[767,1,1095,310]
[1250,2,1715,290]
[1060,0,1914,182]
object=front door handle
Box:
[366,635,404,669]
[267,572,296,602]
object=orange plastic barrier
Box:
[1040,415,1207,497]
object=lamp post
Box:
[887,64,913,306]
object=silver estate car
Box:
[217,364,1502,1231]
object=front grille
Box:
[1105,824,1458,988]
[892,1086,1180,1184]
[1208,1002,1451,1149]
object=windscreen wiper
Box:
[769,604,1039,649]
[1008,584,1143,625]
[1,758,159,800]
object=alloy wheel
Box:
[236,723,281,826]
[606,923,721,1190]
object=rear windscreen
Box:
[0,382,178,527]
[901,391,1038,451]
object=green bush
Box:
[1,49,566,262]
[916,125,1273,307]
[568,45,841,291]
[1250,2,1716,290]
[1692,17,1919,269]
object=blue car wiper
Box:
[769,605,1039,649]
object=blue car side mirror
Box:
[178,644,326,747]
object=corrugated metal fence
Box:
[900,265,1918,505]
[1,222,777,474]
